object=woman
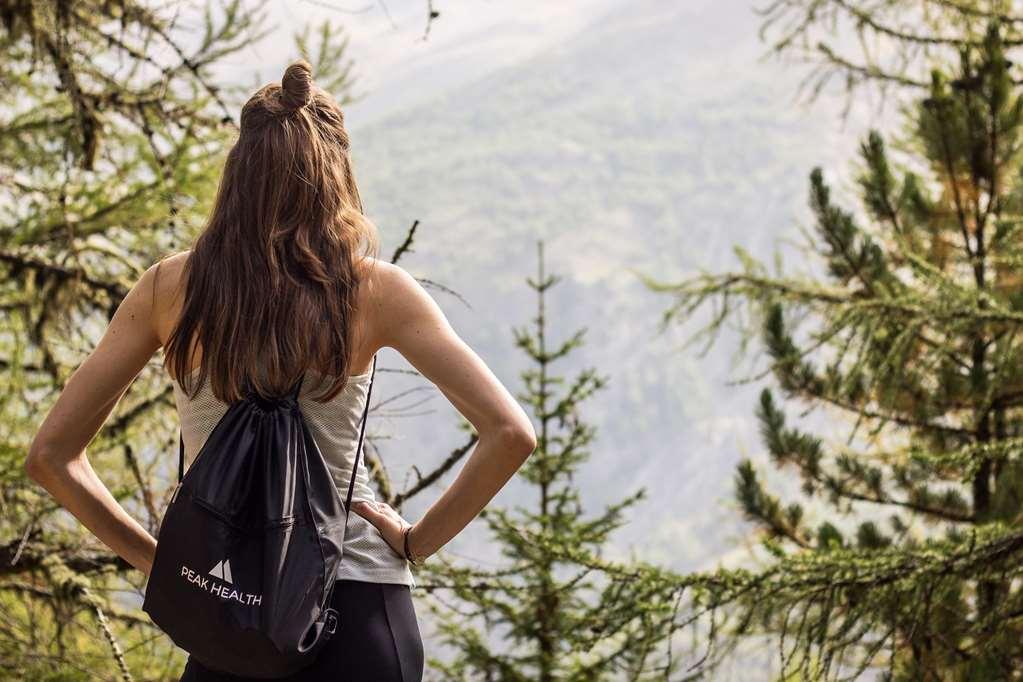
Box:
[24,59,538,681]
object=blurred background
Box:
[8,1,1022,680]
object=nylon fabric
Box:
[143,357,378,678]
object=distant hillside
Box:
[349,0,871,574]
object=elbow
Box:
[24,448,49,483]
[496,421,537,462]
[25,440,59,484]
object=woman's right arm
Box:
[369,260,537,561]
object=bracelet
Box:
[403,524,420,566]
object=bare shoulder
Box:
[153,249,191,287]
[357,257,441,344]
[358,256,411,287]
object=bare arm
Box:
[25,263,164,576]
[352,261,537,561]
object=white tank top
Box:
[171,364,416,589]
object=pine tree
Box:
[645,21,1023,681]
[420,241,689,681]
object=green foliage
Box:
[647,18,1023,682]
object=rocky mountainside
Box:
[348,0,872,574]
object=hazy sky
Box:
[205,1,606,118]
[214,0,816,126]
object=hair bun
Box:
[280,59,314,111]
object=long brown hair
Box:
[163,59,379,403]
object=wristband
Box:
[403,524,420,566]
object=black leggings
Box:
[178,580,424,682]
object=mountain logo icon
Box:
[208,558,233,584]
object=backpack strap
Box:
[343,353,377,518]
[177,430,185,485]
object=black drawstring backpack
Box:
[143,354,377,678]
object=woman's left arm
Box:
[25,262,164,577]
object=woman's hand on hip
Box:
[351,500,412,560]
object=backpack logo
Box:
[209,558,233,584]
[180,563,262,606]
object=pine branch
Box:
[389,434,478,508]
[0,250,127,299]
[831,0,1004,47]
